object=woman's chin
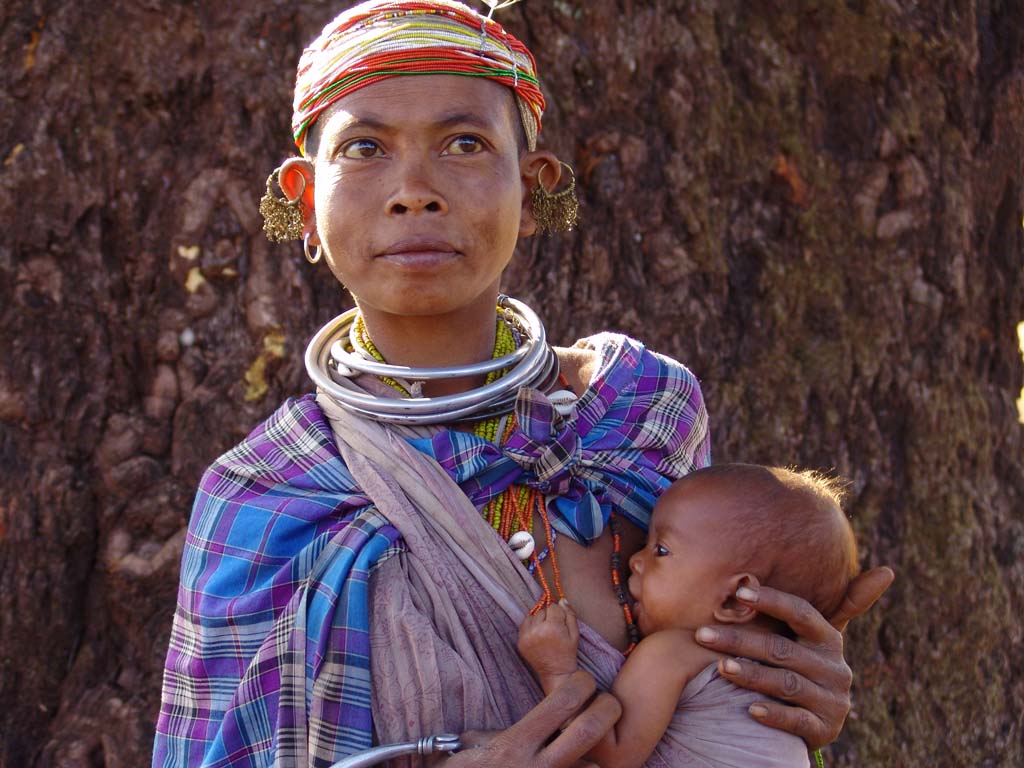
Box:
[358,287,499,320]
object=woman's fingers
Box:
[470,669,596,745]
[698,623,852,749]
[453,671,619,768]
[716,656,850,706]
[829,566,895,631]
[692,572,893,750]
[538,688,621,768]
[717,656,847,748]
[697,581,862,751]
[696,625,841,683]
[732,584,841,649]
[746,700,833,748]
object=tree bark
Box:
[1,1,1021,765]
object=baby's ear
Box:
[712,573,760,624]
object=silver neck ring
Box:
[305,295,560,425]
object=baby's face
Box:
[628,479,738,636]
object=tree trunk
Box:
[1,1,1021,765]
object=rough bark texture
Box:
[1,1,1021,766]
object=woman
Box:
[154,2,893,766]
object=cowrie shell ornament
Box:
[508,531,536,560]
[547,389,578,418]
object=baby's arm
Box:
[517,600,581,695]
[518,605,714,768]
[587,629,713,768]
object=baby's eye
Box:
[445,135,484,155]
[341,139,384,159]
[654,544,670,557]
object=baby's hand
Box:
[517,600,580,681]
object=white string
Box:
[481,0,523,20]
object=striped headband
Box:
[292,0,545,156]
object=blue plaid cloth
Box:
[153,333,710,767]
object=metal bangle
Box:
[328,733,462,768]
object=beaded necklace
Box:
[609,514,639,653]
[352,310,530,534]
[353,307,638,649]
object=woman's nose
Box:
[386,159,448,216]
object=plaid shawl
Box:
[153,333,709,767]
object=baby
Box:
[517,463,861,768]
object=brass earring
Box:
[531,161,579,235]
[259,168,305,242]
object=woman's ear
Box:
[518,150,561,237]
[712,573,761,625]
[279,157,318,242]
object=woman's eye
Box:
[445,135,484,155]
[655,544,669,557]
[341,139,384,159]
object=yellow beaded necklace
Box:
[351,308,530,538]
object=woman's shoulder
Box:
[197,393,349,495]
[216,394,327,461]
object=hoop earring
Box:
[259,167,305,242]
[531,161,579,235]
[303,232,323,264]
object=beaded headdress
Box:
[292,0,545,156]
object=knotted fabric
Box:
[503,388,583,495]
[292,0,545,155]
[418,333,711,543]
[153,333,709,767]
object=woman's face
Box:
[309,75,542,320]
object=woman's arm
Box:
[446,670,621,768]
[693,567,895,749]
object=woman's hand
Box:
[693,566,894,750]
[447,670,621,768]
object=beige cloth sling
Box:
[318,396,623,744]
[319,395,807,768]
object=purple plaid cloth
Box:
[153,333,709,767]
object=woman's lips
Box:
[378,239,460,267]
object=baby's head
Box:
[627,463,860,637]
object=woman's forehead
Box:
[318,75,520,137]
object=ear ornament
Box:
[303,232,323,265]
[259,167,305,242]
[531,161,579,235]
